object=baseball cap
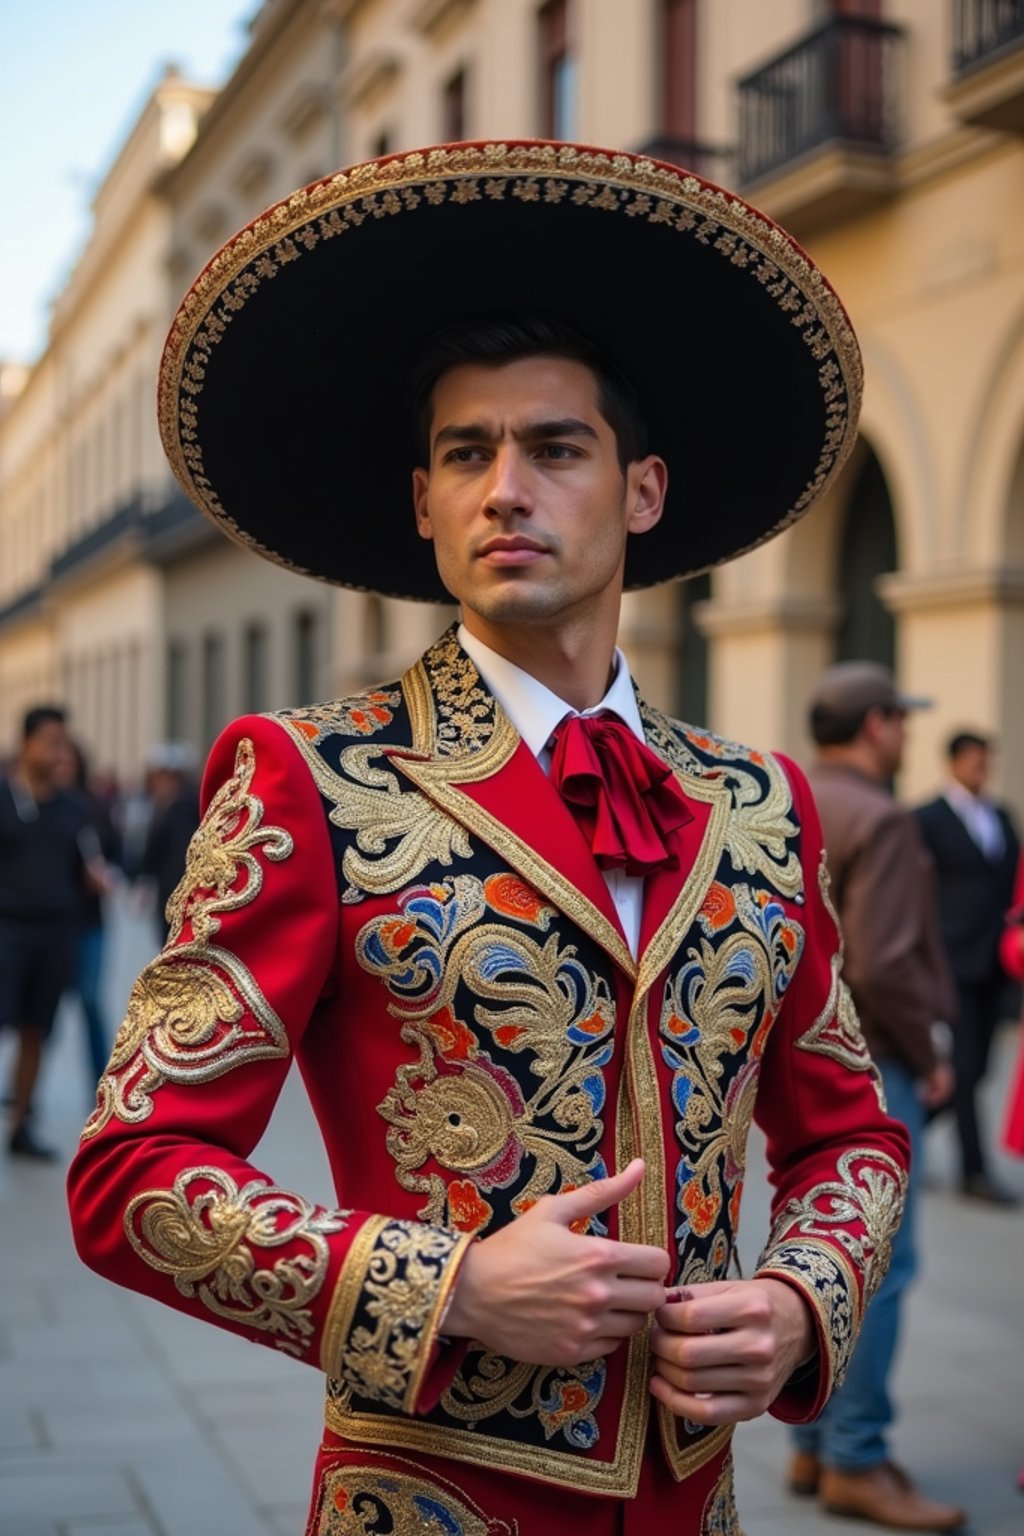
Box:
[809,662,933,727]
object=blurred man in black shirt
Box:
[0,706,91,1158]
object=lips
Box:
[477,536,548,555]
[476,536,551,565]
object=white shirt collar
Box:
[457,622,645,760]
[945,781,986,813]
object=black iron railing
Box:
[636,137,735,188]
[953,0,1024,73]
[0,582,44,632]
[738,17,904,185]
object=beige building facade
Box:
[1,0,1022,809]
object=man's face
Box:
[21,720,69,785]
[952,743,989,795]
[411,356,665,630]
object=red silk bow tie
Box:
[548,712,692,877]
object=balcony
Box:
[737,16,904,236]
[635,138,735,189]
[947,0,1024,133]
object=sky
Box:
[0,0,257,363]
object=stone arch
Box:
[779,331,930,597]
[833,444,898,668]
[959,305,1024,566]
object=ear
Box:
[412,467,433,542]
[626,455,668,535]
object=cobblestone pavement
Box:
[1,893,1022,1535]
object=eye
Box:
[536,443,580,460]
[443,445,487,464]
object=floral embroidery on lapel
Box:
[661,883,804,1283]
[358,874,613,1236]
[419,625,499,757]
[353,871,616,1453]
[640,704,803,897]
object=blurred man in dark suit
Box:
[915,732,1020,1205]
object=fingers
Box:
[649,1373,752,1426]
[656,1279,765,1336]
[548,1158,646,1227]
[610,1278,673,1315]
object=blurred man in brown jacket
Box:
[788,662,964,1532]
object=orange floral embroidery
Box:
[515,1187,589,1235]
[447,1179,493,1234]
[682,1180,720,1237]
[379,919,416,955]
[423,1006,477,1061]
[700,882,736,932]
[484,873,552,927]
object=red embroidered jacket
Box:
[68,627,908,1522]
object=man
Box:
[788,662,964,1530]
[68,142,908,1533]
[916,732,1021,1205]
[136,742,200,944]
[1,705,91,1158]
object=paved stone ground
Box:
[1,892,1023,1535]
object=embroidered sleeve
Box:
[752,754,909,1420]
[66,714,470,1410]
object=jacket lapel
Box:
[634,711,732,1002]
[393,633,636,978]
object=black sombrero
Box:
[159,140,861,602]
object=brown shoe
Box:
[787,1450,821,1496]
[820,1462,966,1530]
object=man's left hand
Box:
[648,1278,815,1425]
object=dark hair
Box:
[22,704,66,742]
[809,701,897,747]
[409,318,649,472]
[947,730,990,759]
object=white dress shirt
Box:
[944,781,1005,862]
[458,623,646,958]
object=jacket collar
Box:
[391,628,730,992]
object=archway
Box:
[834,444,898,668]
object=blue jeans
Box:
[791,1057,920,1470]
[75,925,110,1086]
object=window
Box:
[294,608,320,701]
[201,632,226,749]
[662,0,697,140]
[243,621,269,713]
[443,67,468,140]
[538,0,575,139]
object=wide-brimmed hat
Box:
[159,140,862,602]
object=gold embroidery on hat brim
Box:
[157,143,862,599]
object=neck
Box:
[817,742,890,783]
[14,759,53,800]
[461,611,619,712]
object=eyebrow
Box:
[432,417,600,452]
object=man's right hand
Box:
[442,1158,670,1367]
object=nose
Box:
[482,444,533,519]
